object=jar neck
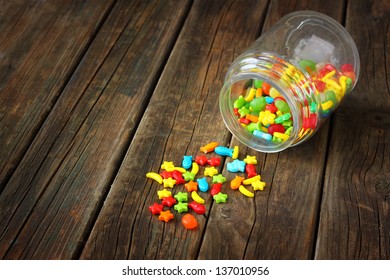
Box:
[224,53,319,150]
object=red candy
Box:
[149,203,164,215]
[171,170,185,184]
[207,157,220,166]
[267,124,286,135]
[314,80,326,91]
[233,108,240,117]
[239,117,251,124]
[162,196,177,207]
[160,170,173,179]
[195,155,208,166]
[341,63,354,73]
[188,201,206,214]
[245,164,257,178]
[210,183,222,196]
[265,103,277,113]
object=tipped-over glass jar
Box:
[219,10,360,152]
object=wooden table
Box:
[0,0,389,260]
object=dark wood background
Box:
[0,0,389,260]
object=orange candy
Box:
[262,82,271,95]
[182,214,198,229]
[230,175,245,190]
[200,141,219,153]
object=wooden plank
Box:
[0,0,191,259]
[198,0,346,259]
[0,0,115,193]
[80,0,269,260]
[315,0,390,259]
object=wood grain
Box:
[80,0,269,260]
[315,0,390,259]
[0,0,191,259]
[0,0,115,193]
[198,0,346,259]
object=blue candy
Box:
[197,177,209,192]
[227,159,246,173]
[265,96,274,104]
[214,146,239,159]
[182,155,193,169]
[253,130,272,141]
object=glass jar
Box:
[219,10,360,152]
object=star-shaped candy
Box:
[163,178,176,188]
[174,191,188,202]
[148,203,163,215]
[213,192,228,203]
[212,174,226,184]
[243,155,257,165]
[159,210,174,222]
[195,155,208,166]
[174,202,188,213]
[157,189,172,199]
[207,157,221,166]
[204,166,218,177]
[160,170,173,179]
[252,180,266,191]
[259,110,276,126]
[182,171,195,181]
[161,161,175,172]
[162,196,177,207]
[184,181,198,192]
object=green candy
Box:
[238,106,250,118]
[309,101,318,113]
[285,126,293,136]
[298,59,316,72]
[275,113,291,124]
[274,99,290,113]
[234,95,246,109]
[346,78,353,93]
[253,79,263,89]
[282,119,293,127]
[249,97,266,112]
[245,122,258,133]
[325,90,337,103]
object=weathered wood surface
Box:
[0,0,191,259]
[315,0,390,259]
[0,0,389,260]
[0,0,116,193]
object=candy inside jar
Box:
[219,11,359,152]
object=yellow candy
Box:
[243,175,261,185]
[157,189,172,199]
[232,146,239,160]
[325,79,341,91]
[273,132,289,141]
[191,162,199,175]
[239,185,254,197]
[146,172,163,184]
[244,88,256,102]
[321,70,336,81]
[258,110,276,126]
[191,191,205,204]
[339,76,347,97]
[269,88,281,98]
[321,100,334,111]
[243,155,257,165]
[252,180,266,191]
[162,178,176,188]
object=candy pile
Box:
[146,142,266,229]
[231,60,356,143]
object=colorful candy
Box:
[188,201,206,214]
[149,203,163,215]
[204,166,218,177]
[184,181,198,192]
[174,192,188,202]
[146,172,163,184]
[230,60,356,145]
[213,192,228,203]
[227,159,246,172]
[162,178,176,188]
[215,146,239,159]
[239,185,254,197]
[200,141,219,153]
[210,183,222,196]
[191,191,205,204]
[162,196,177,207]
[157,189,172,199]
[212,174,226,184]
[159,210,174,222]
[182,155,193,169]
[197,177,209,192]
[174,202,188,213]
[230,175,244,189]
[182,214,198,229]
